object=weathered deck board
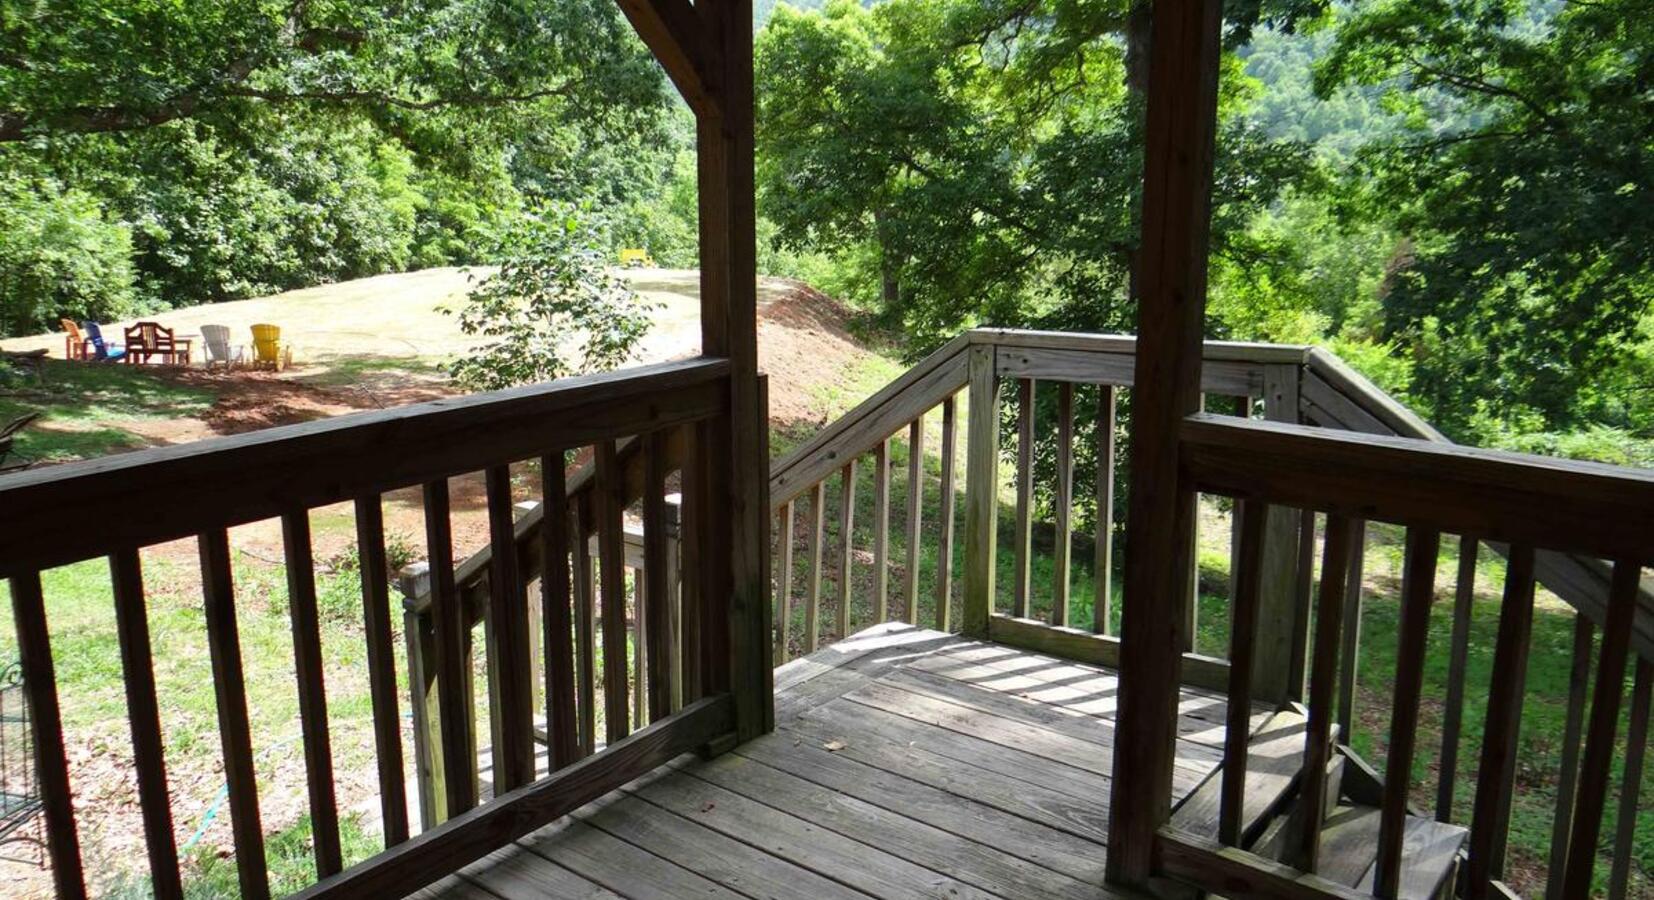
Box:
[421,624,1249,899]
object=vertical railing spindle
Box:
[1218,500,1268,846]
[1466,545,1536,899]
[644,431,674,719]
[483,466,535,792]
[423,480,477,813]
[806,482,825,652]
[905,417,925,625]
[573,494,597,754]
[1094,385,1116,635]
[109,549,184,898]
[1014,378,1035,619]
[873,437,891,623]
[1294,513,1353,871]
[1560,562,1640,898]
[538,457,579,770]
[200,529,270,900]
[9,570,87,900]
[837,459,857,640]
[1610,658,1652,899]
[354,497,409,845]
[1437,534,1479,822]
[1051,382,1074,627]
[596,441,630,744]
[281,510,342,876]
[774,501,794,664]
[1374,527,1441,899]
[936,395,958,632]
[1548,612,1595,898]
[1335,520,1366,742]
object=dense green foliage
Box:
[445,206,657,391]
[756,0,1654,459]
[0,0,681,335]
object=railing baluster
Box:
[905,417,925,625]
[873,436,891,622]
[1094,385,1116,635]
[1335,520,1367,741]
[109,549,184,898]
[1561,561,1641,898]
[354,497,409,846]
[1014,378,1035,619]
[631,569,646,726]
[1437,534,1479,822]
[1285,508,1316,704]
[837,459,857,640]
[1466,545,1536,899]
[573,493,598,755]
[677,423,703,705]
[538,457,579,770]
[9,570,87,900]
[936,395,958,632]
[1219,499,1268,846]
[1609,657,1652,899]
[199,529,270,900]
[1374,527,1440,899]
[1548,612,1595,896]
[1294,513,1353,871]
[596,441,630,744]
[484,466,535,792]
[644,431,673,719]
[1228,395,1256,606]
[1051,381,1074,627]
[806,481,825,652]
[423,479,478,814]
[775,501,794,663]
[281,510,342,876]
[1186,393,1204,653]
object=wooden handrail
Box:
[1181,414,1654,564]
[0,358,729,577]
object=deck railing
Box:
[767,326,1654,898]
[1168,415,1654,900]
[0,358,747,900]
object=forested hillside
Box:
[3,0,1649,462]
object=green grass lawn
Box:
[1,360,215,463]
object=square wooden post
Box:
[1105,0,1226,887]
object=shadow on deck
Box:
[413,623,1256,899]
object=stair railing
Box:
[1162,414,1654,900]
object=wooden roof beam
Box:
[616,0,723,118]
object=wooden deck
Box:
[412,623,1280,900]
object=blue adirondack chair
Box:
[81,322,125,361]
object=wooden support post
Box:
[1253,363,1303,704]
[694,0,769,743]
[963,344,1000,638]
[1105,0,1225,883]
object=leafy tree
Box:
[445,206,657,392]
[756,0,1316,352]
[1315,0,1654,435]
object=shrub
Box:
[0,175,138,338]
[445,206,657,392]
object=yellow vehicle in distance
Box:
[618,248,655,268]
